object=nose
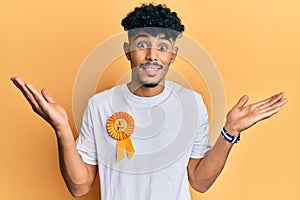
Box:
[146,48,158,61]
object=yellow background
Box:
[1,0,299,200]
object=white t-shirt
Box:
[76,81,211,200]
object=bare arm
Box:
[11,77,97,197]
[188,92,288,192]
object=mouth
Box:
[140,62,163,76]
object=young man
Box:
[11,3,287,200]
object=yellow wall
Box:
[1,0,299,199]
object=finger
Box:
[11,77,29,96]
[11,77,26,92]
[257,92,285,110]
[25,83,48,109]
[11,77,39,108]
[262,92,285,108]
[255,105,283,121]
[259,97,288,114]
[254,92,284,108]
[41,88,55,103]
[235,95,249,108]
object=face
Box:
[124,31,178,88]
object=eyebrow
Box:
[133,33,150,41]
[133,33,173,44]
[160,36,173,44]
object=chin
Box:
[139,78,163,88]
[142,83,159,88]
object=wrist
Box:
[54,123,72,137]
[55,124,75,150]
[221,127,240,144]
[224,123,240,137]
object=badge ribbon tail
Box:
[117,137,135,163]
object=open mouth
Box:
[140,62,163,76]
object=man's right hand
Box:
[11,77,69,132]
[11,77,98,197]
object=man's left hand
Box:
[224,92,288,136]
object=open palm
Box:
[11,77,68,131]
[225,93,288,135]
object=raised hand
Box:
[11,77,69,131]
[224,92,288,136]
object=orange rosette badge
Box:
[107,112,135,162]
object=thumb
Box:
[235,95,249,108]
[41,88,55,103]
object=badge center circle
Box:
[114,119,127,132]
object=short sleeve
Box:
[190,94,212,159]
[76,97,98,165]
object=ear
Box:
[123,42,131,61]
[169,47,178,64]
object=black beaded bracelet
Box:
[221,127,240,143]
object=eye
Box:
[158,44,168,51]
[137,42,148,48]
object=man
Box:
[11,3,287,200]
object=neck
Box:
[127,81,165,97]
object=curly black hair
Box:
[121,3,185,41]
